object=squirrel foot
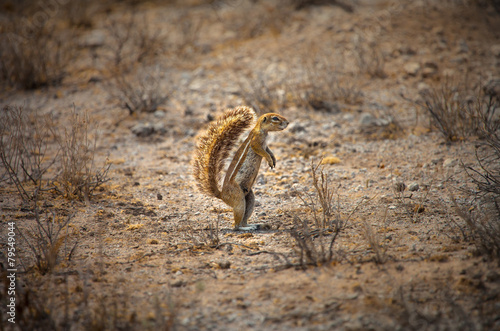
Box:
[234,223,271,231]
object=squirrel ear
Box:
[262,117,267,123]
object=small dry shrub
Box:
[455,124,500,260]
[392,181,429,223]
[238,75,290,114]
[289,159,363,266]
[170,9,205,58]
[0,105,55,202]
[352,32,386,79]
[100,14,171,114]
[214,1,291,39]
[18,204,77,274]
[465,130,500,195]
[293,47,364,109]
[360,220,388,264]
[453,194,500,260]
[1,105,109,203]
[109,65,170,115]
[6,276,57,330]
[101,13,164,71]
[419,78,499,141]
[9,270,177,330]
[0,18,73,89]
[179,215,222,249]
[52,108,110,202]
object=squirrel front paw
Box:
[268,155,276,169]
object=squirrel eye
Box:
[272,116,279,121]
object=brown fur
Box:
[193,107,288,229]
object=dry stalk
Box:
[0,106,56,202]
[52,107,110,202]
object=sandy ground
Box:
[1,0,500,330]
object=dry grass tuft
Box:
[109,66,170,115]
[0,105,55,202]
[18,202,78,274]
[100,14,171,114]
[0,105,110,203]
[360,220,388,264]
[419,78,499,141]
[296,51,364,109]
[52,108,110,202]
[454,119,500,260]
[289,159,365,267]
[0,18,73,89]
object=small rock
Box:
[359,113,376,126]
[457,39,469,54]
[442,69,456,78]
[408,182,419,192]
[404,62,420,76]
[218,260,231,269]
[417,82,431,95]
[153,122,167,135]
[491,44,500,58]
[486,270,500,282]
[171,279,185,287]
[343,113,354,122]
[431,26,444,36]
[79,29,106,48]
[322,122,338,131]
[288,122,307,133]
[131,123,154,137]
[422,62,438,78]
[443,158,457,168]
[154,110,166,118]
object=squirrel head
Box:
[257,113,289,132]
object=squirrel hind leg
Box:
[241,189,255,227]
[223,185,246,230]
[234,190,271,231]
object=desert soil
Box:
[1,0,500,330]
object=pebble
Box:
[154,110,166,118]
[486,270,500,282]
[422,61,438,78]
[408,182,419,192]
[218,260,231,269]
[404,62,420,76]
[131,122,155,137]
[153,122,167,135]
[171,280,185,287]
[443,158,457,168]
[491,44,500,58]
[79,29,106,47]
[287,122,307,133]
[359,113,376,126]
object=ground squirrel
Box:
[193,106,289,230]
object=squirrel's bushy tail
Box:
[193,106,255,199]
